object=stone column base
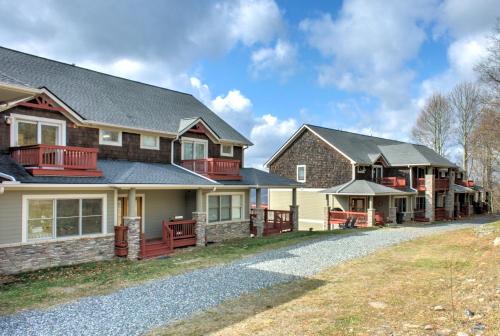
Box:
[124,217,141,260]
[324,207,331,230]
[290,205,299,231]
[367,208,375,227]
[193,212,207,246]
[253,208,265,237]
[388,207,397,223]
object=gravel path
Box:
[0,217,494,336]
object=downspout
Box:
[0,172,16,182]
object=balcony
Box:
[11,144,102,177]
[457,180,475,187]
[181,158,241,180]
[416,178,426,191]
[379,176,406,188]
[435,178,449,191]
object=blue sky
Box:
[0,0,498,167]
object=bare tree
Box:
[448,82,484,178]
[412,93,453,156]
[475,20,500,91]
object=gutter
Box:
[0,172,16,182]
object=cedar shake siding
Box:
[0,106,171,163]
[269,129,352,188]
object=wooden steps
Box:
[141,239,172,259]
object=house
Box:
[266,124,485,230]
[0,47,298,274]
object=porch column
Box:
[193,211,207,246]
[290,187,299,231]
[125,188,141,259]
[445,169,455,219]
[196,188,203,212]
[254,188,264,236]
[324,194,331,230]
[388,195,397,224]
[424,167,435,222]
[366,196,375,227]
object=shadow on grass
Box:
[151,276,329,336]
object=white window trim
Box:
[393,196,408,213]
[206,191,246,224]
[357,166,366,173]
[10,113,66,147]
[220,144,234,157]
[181,137,209,160]
[140,134,160,150]
[372,165,383,179]
[99,129,122,146]
[22,194,107,243]
[296,165,306,183]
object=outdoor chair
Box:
[341,217,351,229]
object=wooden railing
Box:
[162,220,197,249]
[329,211,368,227]
[181,158,241,180]
[414,209,428,222]
[249,208,293,235]
[435,208,448,220]
[379,177,406,188]
[416,178,426,191]
[11,144,99,170]
[435,178,449,191]
[457,180,475,187]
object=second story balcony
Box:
[11,144,102,177]
[181,158,242,180]
[378,176,406,188]
[457,180,475,187]
[414,177,449,191]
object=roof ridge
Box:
[306,124,405,144]
[0,46,193,97]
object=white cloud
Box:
[250,39,297,79]
[246,114,298,169]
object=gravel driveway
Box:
[0,217,494,336]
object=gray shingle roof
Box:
[0,155,216,185]
[452,184,476,194]
[307,125,456,167]
[0,47,251,145]
[321,180,415,195]
[218,168,300,187]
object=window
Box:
[394,197,407,213]
[140,134,160,150]
[416,197,425,210]
[221,144,233,157]
[10,114,65,147]
[24,195,105,241]
[181,137,208,160]
[297,165,306,182]
[372,165,383,181]
[208,194,244,223]
[350,197,366,212]
[357,166,366,173]
[99,129,122,146]
[436,193,445,208]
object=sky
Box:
[0,0,498,168]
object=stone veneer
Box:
[205,220,250,243]
[0,234,114,275]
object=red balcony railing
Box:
[329,210,368,227]
[457,180,475,187]
[181,158,241,180]
[435,178,449,191]
[379,177,406,188]
[11,144,102,176]
[416,178,426,191]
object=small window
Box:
[181,137,208,160]
[297,165,306,183]
[140,135,160,150]
[11,114,65,147]
[357,166,366,173]
[394,197,407,213]
[221,144,233,157]
[99,129,122,146]
[416,197,425,210]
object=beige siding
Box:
[0,189,115,245]
[138,189,190,239]
[332,195,349,210]
[269,188,327,231]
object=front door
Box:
[350,197,366,212]
[117,196,143,226]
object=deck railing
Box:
[11,144,98,170]
[435,178,449,191]
[379,177,406,188]
[181,158,241,180]
[162,220,197,249]
[329,210,368,227]
[434,207,448,220]
[457,180,475,187]
[249,208,293,235]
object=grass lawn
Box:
[153,221,500,336]
[0,228,365,315]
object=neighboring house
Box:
[266,124,485,230]
[0,47,297,274]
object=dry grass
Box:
[153,221,500,336]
